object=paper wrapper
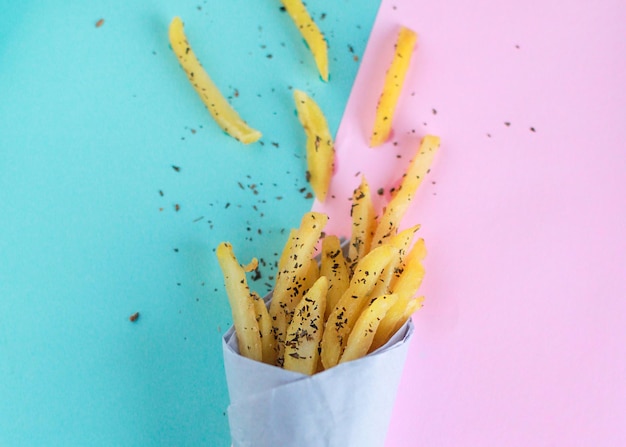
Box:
[222,317,414,447]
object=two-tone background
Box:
[2,0,625,445]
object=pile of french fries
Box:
[217,135,440,375]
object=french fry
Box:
[320,244,400,369]
[389,236,426,298]
[269,211,328,366]
[389,237,426,292]
[277,229,298,272]
[386,224,421,258]
[340,294,399,363]
[168,17,262,144]
[348,176,377,267]
[216,242,262,361]
[368,249,400,298]
[320,235,350,320]
[283,276,328,375]
[302,257,321,292]
[252,293,274,364]
[294,89,334,202]
[280,0,329,81]
[370,26,418,147]
[370,296,424,352]
[372,135,440,247]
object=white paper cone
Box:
[222,318,414,447]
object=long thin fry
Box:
[370,26,418,147]
[216,242,262,361]
[280,0,329,81]
[372,135,440,246]
[169,17,261,144]
[294,90,334,202]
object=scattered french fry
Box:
[280,0,329,81]
[284,276,328,375]
[372,135,440,247]
[216,242,262,361]
[370,26,418,147]
[340,294,399,363]
[294,89,335,202]
[169,17,262,144]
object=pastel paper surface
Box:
[223,321,414,447]
[315,0,626,446]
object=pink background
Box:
[315,0,626,445]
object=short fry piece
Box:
[284,276,328,375]
[321,244,399,369]
[280,0,329,81]
[370,26,418,147]
[340,294,399,363]
[320,235,350,320]
[372,135,440,246]
[370,296,424,352]
[269,212,328,366]
[294,90,334,202]
[216,242,262,361]
[348,176,377,266]
[169,17,261,144]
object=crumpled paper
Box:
[222,317,414,447]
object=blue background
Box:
[0,1,381,445]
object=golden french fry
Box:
[216,242,262,361]
[277,229,298,272]
[340,294,399,363]
[370,26,418,147]
[372,135,440,247]
[387,224,420,253]
[269,212,328,366]
[370,296,424,352]
[294,90,334,202]
[280,0,329,81]
[320,235,350,320]
[283,276,328,375]
[320,244,400,369]
[169,17,261,144]
[251,293,274,364]
[391,260,425,302]
[348,176,377,266]
[389,237,426,292]
[302,257,320,292]
[368,249,400,298]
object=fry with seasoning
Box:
[169,16,262,144]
